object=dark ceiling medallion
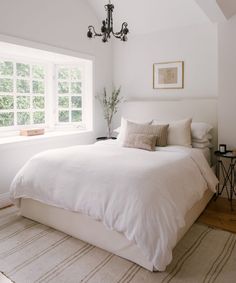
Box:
[87,1,129,43]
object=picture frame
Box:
[153,61,184,89]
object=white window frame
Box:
[0,54,93,134]
[54,64,85,128]
[0,56,49,132]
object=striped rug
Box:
[0,206,236,283]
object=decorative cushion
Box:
[117,118,153,143]
[123,134,157,151]
[153,118,192,147]
[124,121,169,146]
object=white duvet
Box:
[10,140,218,271]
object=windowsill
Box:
[0,129,93,145]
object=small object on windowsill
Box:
[96,137,117,141]
[20,128,45,136]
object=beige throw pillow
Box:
[123,134,157,151]
[124,121,169,146]
[117,118,152,143]
[153,118,192,147]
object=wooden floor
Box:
[197,196,236,234]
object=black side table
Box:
[214,150,236,210]
[96,137,117,141]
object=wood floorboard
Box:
[197,197,236,234]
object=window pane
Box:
[0,112,14,127]
[17,79,30,93]
[71,82,81,94]
[33,81,44,94]
[58,68,69,79]
[59,110,69,122]
[72,110,82,122]
[0,96,14,110]
[71,68,81,80]
[58,96,69,108]
[17,112,30,125]
[58,82,69,94]
[0,78,13,92]
[16,63,30,77]
[33,96,44,109]
[71,96,82,108]
[17,96,30,109]
[33,111,45,124]
[32,65,44,79]
[0,61,13,76]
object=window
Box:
[56,66,83,124]
[0,60,46,128]
[0,43,93,133]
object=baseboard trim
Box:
[0,192,12,208]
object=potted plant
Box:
[96,87,122,139]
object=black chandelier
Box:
[87,1,129,43]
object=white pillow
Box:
[191,122,213,140]
[192,141,213,149]
[117,118,153,143]
[192,135,212,143]
[153,118,192,147]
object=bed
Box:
[10,139,218,272]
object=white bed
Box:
[10,140,218,271]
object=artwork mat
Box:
[153,61,184,89]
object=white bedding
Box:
[10,140,218,271]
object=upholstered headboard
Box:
[121,98,218,150]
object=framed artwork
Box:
[153,61,184,89]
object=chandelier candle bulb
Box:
[87,1,129,43]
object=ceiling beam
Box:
[216,0,236,19]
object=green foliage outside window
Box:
[17,80,30,93]
[0,79,13,92]
[72,110,82,122]
[32,65,44,79]
[0,96,14,110]
[58,82,69,94]
[71,96,82,108]
[17,96,30,109]
[33,96,44,109]
[16,63,30,77]
[71,68,81,80]
[58,96,69,108]
[17,112,30,125]
[0,112,14,127]
[33,111,45,124]
[0,61,13,76]
[59,110,69,122]
[58,68,69,80]
[33,81,44,94]
[71,82,81,94]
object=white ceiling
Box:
[87,0,211,35]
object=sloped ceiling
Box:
[87,0,210,35]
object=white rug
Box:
[0,206,236,283]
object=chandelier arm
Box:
[113,22,128,36]
[88,25,102,37]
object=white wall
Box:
[0,0,112,198]
[113,23,218,125]
[218,15,236,148]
